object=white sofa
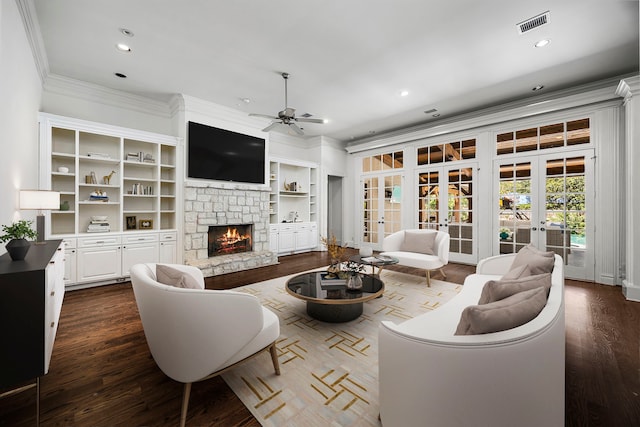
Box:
[378,253,565,427]
[380,229,449,286]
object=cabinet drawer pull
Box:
[49,261,55,264]
[95,241,104,244]
[138,238,145,241]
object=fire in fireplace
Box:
[208,225,253,256]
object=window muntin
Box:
[496,118,590,155]
[417,139,476,165]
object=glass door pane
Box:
[448,166,474,257]
[498,161,534,254]
[541,152,593,278]
[362,177,378,244]
[418,171,440,230]
[383,174,402,238]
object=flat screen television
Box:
[187,121,266,184]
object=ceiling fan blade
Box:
[262,122,282,132]
[289,123,304,136]
[295,117,326,124]
[249,113,278,120]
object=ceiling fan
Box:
[249,72,326,136]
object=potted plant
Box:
[320,233,346,273]
[0,220,37,260]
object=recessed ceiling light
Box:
[240,97,251,103]
[115,72,127,79]
[399,90,409,97]
[120,28,134,37]
[532,85,544,91]
[432,113,441,117]
[116,43,131,52]
[535,39,550,48]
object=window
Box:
[417,138,476,165]
[496,118,590,155]
[362,151,403,172]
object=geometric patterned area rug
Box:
[222,268,461,426]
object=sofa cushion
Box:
[455,286,547,335]
[501,264,532,280]
[401,230,436,255]
[477,273,552,305]
[510,244,555,274]
[156,264,201,289]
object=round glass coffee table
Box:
[285,271,384,322]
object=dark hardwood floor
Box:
[1,250,638,426]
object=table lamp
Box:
[19,190,60,244]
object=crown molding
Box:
[345,74,632,154]
[15,0,48,83]
[615,75,640,99]
[43,74,173,118]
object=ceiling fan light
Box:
[116,43,131,52]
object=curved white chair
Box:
[130,263,280,427]
[380,229,450,286]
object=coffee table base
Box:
[306,301,363,323]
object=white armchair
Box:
[380,229,450,286]
[130,263,280,427]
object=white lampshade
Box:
[20,190,60,210]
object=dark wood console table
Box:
[0,240,65,424]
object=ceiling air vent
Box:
[517,11,550,34]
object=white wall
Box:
[0,1,43,254]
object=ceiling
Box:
[32,1,639,143]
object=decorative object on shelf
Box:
[359,246,373,257]
[19,190,60,244]
[85,171,98,184]
[87,152,111,159]
[0,220,37,260]
[321,233,345,273]
[60,201,70,211]
[142,153,155,163]
[103,170,116,185]
[57,166,69,173]
[126,216,137,230]
[88,190,109,202]
[87,217,110,233]
[139,219,153,229]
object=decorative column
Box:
[616,75,640,302]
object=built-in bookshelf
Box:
[39,113,181,288]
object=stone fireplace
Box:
[184,182,277,276]
[208,224,253,256]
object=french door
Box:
[417,163,477,264]
[361,173,403,250]
[495,149,594,280]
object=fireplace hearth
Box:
[208,224,253,257]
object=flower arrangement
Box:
[321,233,346,274]
[321,233,346,261]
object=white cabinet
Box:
[77,236,122,283]
[45,243,65,373]
[122,234,159,276]
[62,238,77,285]
[272,222,318,255]
[269,225,279,253]
[159,231,177,263]
[277,224,297,254]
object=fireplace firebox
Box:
[208,225,253,257]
